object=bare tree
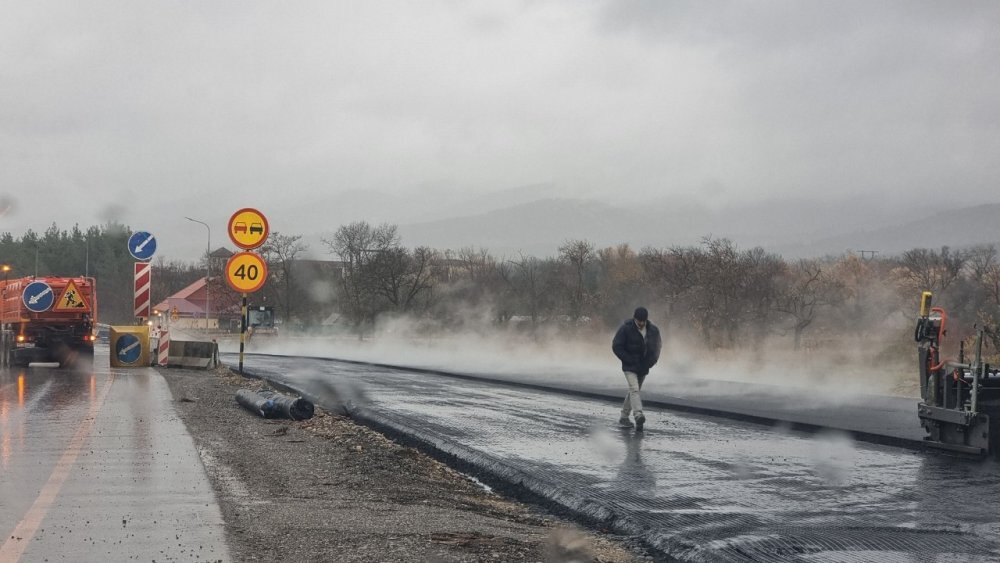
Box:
[693,237,743,347]
[776,259,845,350]
[456,247,498,282]
[740,246,785,344]
[501,254,557,326]
[260,232,307,323]
[369,245,438,312]
[895,246,966,295]
[966,244,998,283]
[322,221,400,326]
[984,263,1000,307]
[594,244,645,325]
[558,239,595,321]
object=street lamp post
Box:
[2,264,10,367]
[185,217,211,331]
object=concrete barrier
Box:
[166,340,219,369]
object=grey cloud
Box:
[1,1,998,261]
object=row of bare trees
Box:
[249,221,1000,353]
[8,221,997,353]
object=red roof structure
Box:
[154,278,209,317]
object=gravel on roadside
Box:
[159,365,649,562]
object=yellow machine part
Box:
[920,291,933,317]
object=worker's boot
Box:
[634,414,645,432]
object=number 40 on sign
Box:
[225,252,268,293]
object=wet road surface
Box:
[234,353,1000,562]
[0,350,229,562]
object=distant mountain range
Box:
[295,188,999,260]
[775,203,1000,258]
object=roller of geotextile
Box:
[236,389,315,420]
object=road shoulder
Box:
[159,365,647,562]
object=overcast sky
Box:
[1,1,998,261]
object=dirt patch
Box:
[160,365,649,562]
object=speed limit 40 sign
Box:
[225,252,268,293]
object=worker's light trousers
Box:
[620,371,646,419]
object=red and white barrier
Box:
[157,329,170,366]
[134,262,151,319]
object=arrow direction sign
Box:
[136,234,154,253]
[118,340,141,356]
[28,287,52,305]
[128,231,157,261]
[115,333,143,365]
[22,281,54,312]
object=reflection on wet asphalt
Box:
[0,356,229,561]
[234,354,1000,562]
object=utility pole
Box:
[1,264,9,367]
[185,217,212,331]
[858,250,879,261]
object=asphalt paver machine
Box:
[915,291,1000,456]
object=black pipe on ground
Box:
[236,389,314,420]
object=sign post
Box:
[227,208,269,374]
[128,231,157,324]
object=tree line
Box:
[3,221,999,357]
[0,222,208,323]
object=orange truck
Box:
[1,276,97,367]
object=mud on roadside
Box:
[160,365,649,562]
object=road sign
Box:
[109,326,150,368]
[115,333,143,365]
[227,208,269,250]
[225,252,268,293]
[134,262,151,319]
[54,280,91,312]
[128,231,157,261]
[22,281,54,313]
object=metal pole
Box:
[185,217,211,331]
[239,293,247,374]
[972,330,984,414]
[1,265,8,367]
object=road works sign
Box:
[54,280,91,312]
[22,281,54,312]
[128,231,157,261]
[225,251,268,293]
[227,208,269,250]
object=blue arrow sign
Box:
[115,333,143,365]
[22,281,54,312]
[128,231,157,261]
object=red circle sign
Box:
[227,208,270,250]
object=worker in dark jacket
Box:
[612,307,662,431]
